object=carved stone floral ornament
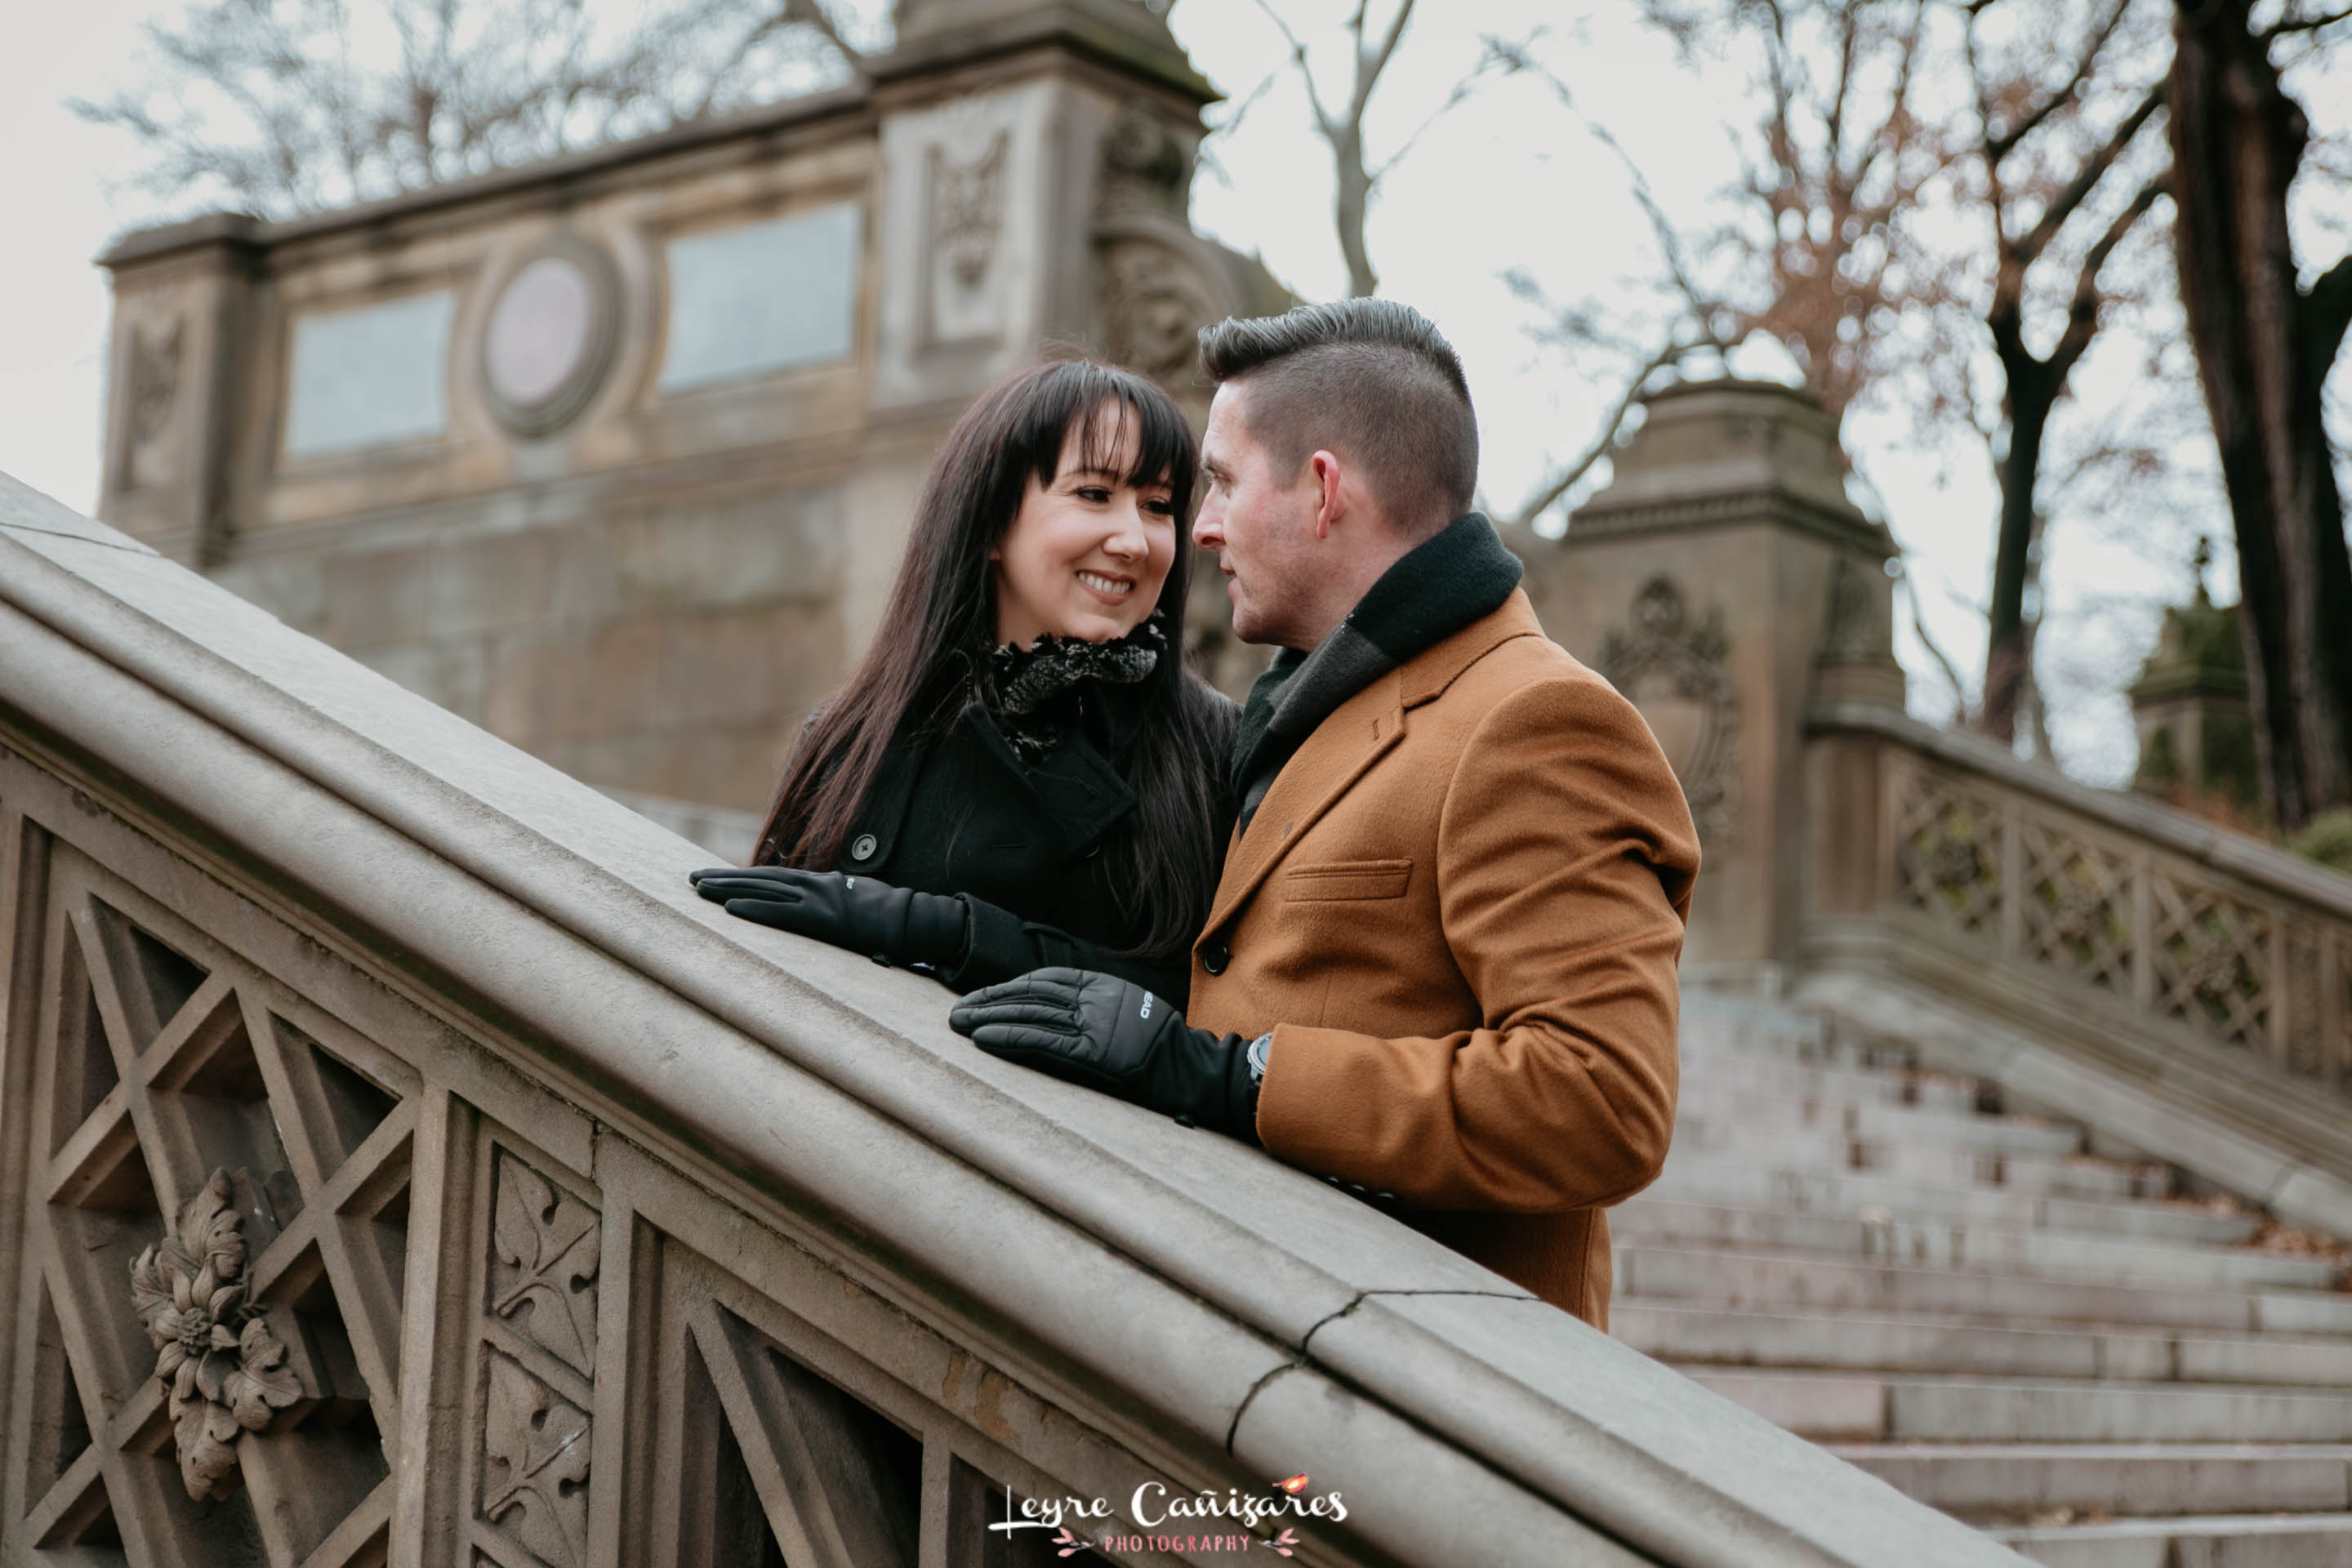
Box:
[1597,577,1743,845]
[129,1169,301,1499]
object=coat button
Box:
[1201,941,1230,976]
[849,833,878,862]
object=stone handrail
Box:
[0,473,2024,1567]
[1805,700,2352,1227]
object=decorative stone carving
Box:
[128,1169,301,1500]
[490,1149,601,1374]
[2182,929,2247,1001]
[1098,238,1224,383]
[118,315,186,493]
[482,1352,592,1567]
[129,318,183,448]
[1922,833,1985,891]
[1598,577,1742,845]
[480,237,620,439]
[1098,103,1187,216]
[931,132,1007,291]
[1818,555,1888,665]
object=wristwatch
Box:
[1246,1031,1273,1085]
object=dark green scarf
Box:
[1230,513,1522,835]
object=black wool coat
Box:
[826,687,1229,1003]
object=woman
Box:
[688,359,1235,1002]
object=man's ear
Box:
[1309,451,1344,540]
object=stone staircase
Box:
[1619,992,2352,1566]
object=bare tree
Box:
[2167,0,2352,830]
[72,0,878,220]
[1955,0,2175,745]
[1501,2,1952,527]
[1241,1,1528,299]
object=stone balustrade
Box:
[1804,700,2352,1236]
[0,476,2026,1566]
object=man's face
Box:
[1193,381,1321,649]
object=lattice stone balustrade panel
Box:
[1891,768,2006,939]
[0,755,1196,1566]
[1879,755,2352,1094]
[2014,818,2136,997]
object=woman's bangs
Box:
[1039,366,1199,510]
[1117,385,1199,509]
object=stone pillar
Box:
[1523,379,1903,978]
[2128,573,2259,814]
[864,0,1284,683]
[866,0,1219,417]
[94,215,260,567]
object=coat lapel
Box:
[1200,590,1550,937]
[1204,668,1407,934]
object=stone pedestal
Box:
[93,215,261,568]
[1523,379,1904,973]
[2128,584,2258,814]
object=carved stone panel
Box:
[481,1350,593,1567]
[875,82,1049,405]
[926,131,1009,346]
[119,316,185,493]
[1097,103,1188,218]
[1097,237,1226,385]
[1598,577,1742,845]
[488,1148,601,1376]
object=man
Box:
[951,300,1699,1328]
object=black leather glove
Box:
[948,967,1259,1141]
[688,866,969,969]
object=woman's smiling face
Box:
[991,400,1179,648]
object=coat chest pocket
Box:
[1281,858,1412,901]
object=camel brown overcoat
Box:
[1187,588,1699,1327]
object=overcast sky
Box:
[5,0,2347,783]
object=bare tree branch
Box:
[1507,334,1711,528]
[2012,81,2167,268]
[1903,564,1976,724]
[2307,251,2352,368]
[2265,3,2352,38]
[1372,30,1539,182]
[1982,0,2134,163]
[1250,0,1337,135]
[2050,173,2167,381]
[70,0,876,219]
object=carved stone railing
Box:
[1805,701,2352,1231]
[0,472,2025,1567]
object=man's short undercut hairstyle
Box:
[1197,299,1478,537]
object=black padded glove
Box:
[688,866,969,969]
[948,967,1259,1141]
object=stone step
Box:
[1676,1083,2088,1158]
[1646,1156,2258,1245]
[1666,1119,2160,1197]
[1987,1512,2352,1567]
[1824,1443,2352,1521]
[1680,1369,2352,1443]
[1614,1200,2343,1291]
[1678,1007,1920,1074]
[1615,1301,2352,1386]
[1616,1245,2352,1334]
[1677,1041,1984,1113]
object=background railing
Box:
[1805,702,2352,1214]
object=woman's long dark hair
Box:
[752,359,1233,960]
